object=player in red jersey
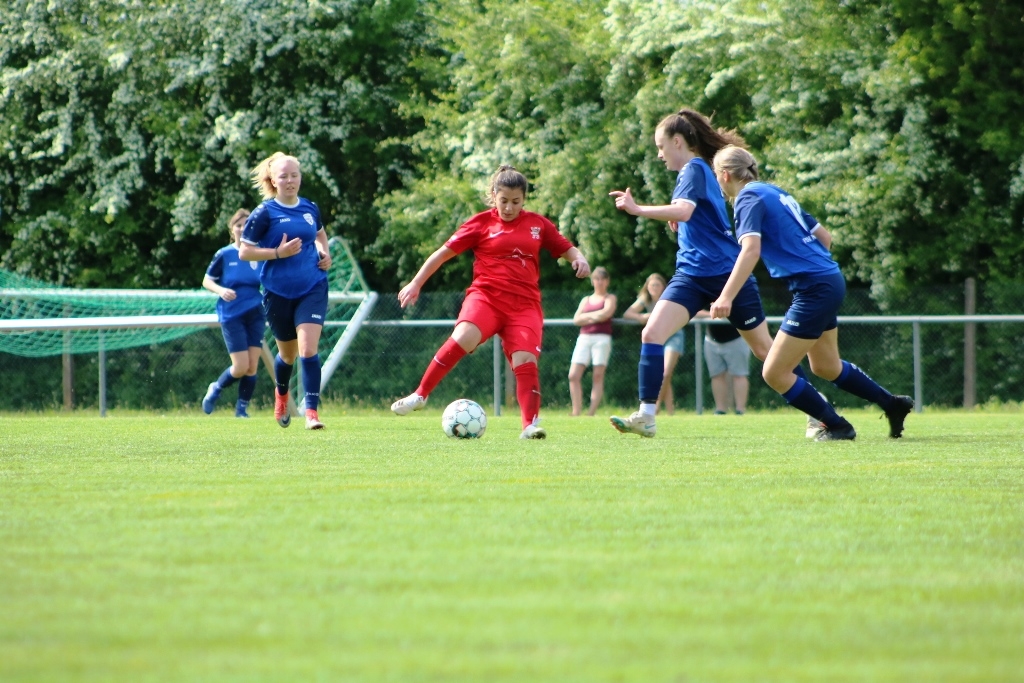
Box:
[391,165,591,439]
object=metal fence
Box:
[2,288,1022,414]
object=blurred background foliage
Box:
[2,0,1023,308]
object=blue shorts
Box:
[664,328,686,355]
[780,271,846,339]
[221,305,266,353]
[263,278,328,343]
[662,272,766,331]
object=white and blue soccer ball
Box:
[441,398,487,439]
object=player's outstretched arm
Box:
[398,246,458,308]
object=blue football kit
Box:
[205,244,263,322]
[733,182,842,339]
[671,157,740,277]
[241,198,328,299]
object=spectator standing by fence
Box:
[622,273,687,414]
[703,322,750,415]
[568,267,617,416]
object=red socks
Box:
[415,337,468,398]
[514,362,541,429]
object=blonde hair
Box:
[638,273,667,307]
[250,152,300,200]
[713,145,759,182]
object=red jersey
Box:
[445,208,574,305]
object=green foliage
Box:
[2,0,1022,298]
[0,0,428,288]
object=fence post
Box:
[492,335,502,417]
[98,331,107,417]
[694,322,704,415]
[912,321,922,413]
[963,277,977,408]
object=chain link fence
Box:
[1,284,1022,413]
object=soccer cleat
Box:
[520,423,547,440]
[274,391,291,428]
[883,395,914,438]
[814,421,857,442]
[805,391,829,438]
[305,409,325,430]
[806,415,823,439]
[609,411,656,437]
[202,382,221,415]
[391,393,427,416]
[235,412,250,419]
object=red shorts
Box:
[457,289,543,360]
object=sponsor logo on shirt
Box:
[279,217,291,223]
[487,230,506,239]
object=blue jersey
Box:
[733,182,840,279]
[672,157,740,277]
[205,244,263,323]
[241,197,327,299]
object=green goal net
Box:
[0,238,372,358]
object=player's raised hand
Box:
[709,296,732,320]
[398,282,421,308]
[609,187,638,215]
[277,233,302,259]
[572,256,591,279]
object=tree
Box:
[0,0,429,288]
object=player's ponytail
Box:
[713,145,759,182]
[656,108,746,163]
[250,152,300,200]
[487,165,529,205]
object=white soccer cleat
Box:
[806,391,829,438]
[609,411,656,437]
[806,415,823,439]
[520,423,547,440]
[391,393,427,416]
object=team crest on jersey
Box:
[304,213,314,226]
[530,226,541,240]
[250,261,258,270]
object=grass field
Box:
[1,408,1022,682]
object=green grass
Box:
[1,408,1022,682]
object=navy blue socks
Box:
[274,354,293,396]
[217,367,239,390]
[300,354,321,411]
[831,361,893,410]
[638,343,665,404]
[782,377,844,428]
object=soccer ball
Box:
[441,398,487,439]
